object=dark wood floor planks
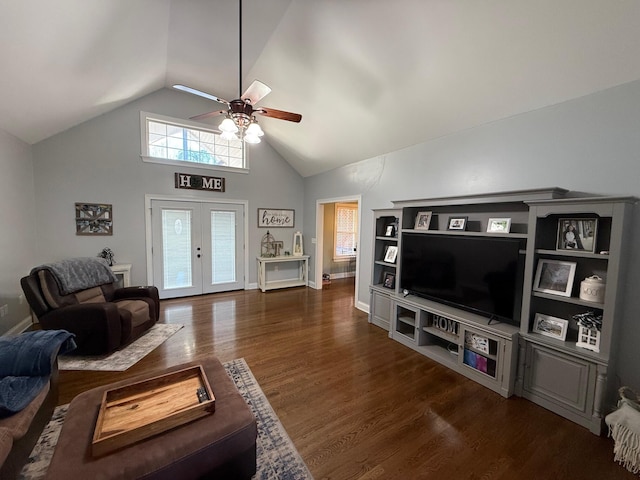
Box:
[57,279,634,479]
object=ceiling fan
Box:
[173,0,301,144]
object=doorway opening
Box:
[314,195,363,309]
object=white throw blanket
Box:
[606,399,640,474]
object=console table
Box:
[257,256,309,292]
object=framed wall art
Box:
[75,203,113,236]
[258,208,295,228]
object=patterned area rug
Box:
[19,358,313,480]
[57,323,183,371]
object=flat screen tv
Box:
[400,233,524,325]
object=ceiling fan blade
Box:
[173,84,230,105]
[190,110,227,121]
[241,80,272,105]
[256,107,302,123]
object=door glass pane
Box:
[211,211,236,284]
[162,209,192,289]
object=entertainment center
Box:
[368,188,636,434]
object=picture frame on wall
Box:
[533,259,577,297]
[556,218,598,253]
[257,208,295,228]
[75,203,113,236]
[414,211,432,231]
[487,217,512,233]
[383,245,398,264]
[532,313,569,341]
[383,272,396,289]
[447,216,468,231]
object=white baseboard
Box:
[4,316,34,336]
[356,300,369,314]
[328,272,355,280]
[246,282,258,290]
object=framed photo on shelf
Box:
[383,272,396,289]
[384,224,396,237]
[487,217,511,233]
[533,259,577,297]
[556,218,598,253]
[447,216,467,231]
[383,245,398,263]
[532,313,569,341]
[414,211,432,231]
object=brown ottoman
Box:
[45,358,257,479]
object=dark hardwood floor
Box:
[58,279,633,479]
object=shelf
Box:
[397,316,416,327]
[374,260,397,268]
[375,236,398,242]
[423,326,458,343]
[535,249,609,260]
[531,291,604,309]
[401,228,528,239]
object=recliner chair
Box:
[21,258,160,355]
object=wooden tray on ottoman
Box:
[92,365,215,457]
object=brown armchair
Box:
[21,258,159,355]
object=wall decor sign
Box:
[258,208,295,228]
[174,173,225,192]
[75,203,113,235]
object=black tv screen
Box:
[400,233,524,325]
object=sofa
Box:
[0,330,75,479]
[21,258,160,355]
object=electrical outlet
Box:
[0,305,8,317]
[18,294,24,305]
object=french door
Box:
[151,200,244,299]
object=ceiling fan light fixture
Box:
[245,121,264,137]
[220,130,238,141]
[219,117,239,133]
[244,133,261,144]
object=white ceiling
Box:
[2,0,640,177]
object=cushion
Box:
[115,300,150,328]
[75,287,106,304]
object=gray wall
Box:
[0,129,36,334]
[31,88,304,287]
[303,79,640,389]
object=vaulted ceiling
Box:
[2,1,640,177]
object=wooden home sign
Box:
[174,173,225,192]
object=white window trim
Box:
[139,111,249,174]
[333,203,358,262]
